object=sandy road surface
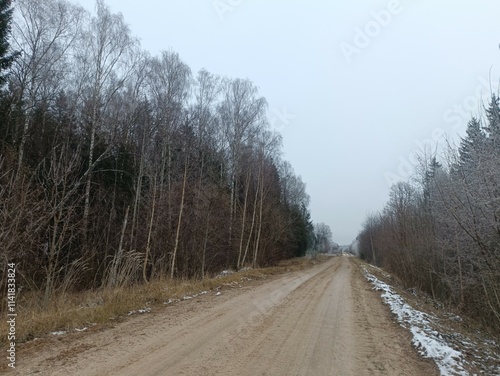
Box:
[14,256,438,376]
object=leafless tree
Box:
[11,0,84,174]
[74,0,139,244]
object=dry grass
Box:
[0,256,324,347]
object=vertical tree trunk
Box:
[82,101,98,243]
[228,173,235,257]
[130,132,147,250]
[171,157,189,279]
[253,165,264,268]
[44,210,60,305]
[370,217,377,265]
[17,109,32,176]
[144,176,157,283]
[109,206,129,288]
[105,162,119,258]
[237,171,250,269]
[458,251,464,307]
[201,213,210,279]
[241,178,258,267]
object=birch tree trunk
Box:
[171,157,189,279]
[144,175,157,283]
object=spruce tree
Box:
[458,117,486,169]
[0,0,16,145]
[0,0,15,85]
[484,95,500,149]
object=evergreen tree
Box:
[458,117,486,170]
[484,95,500,150]
[0,0,17,148]
[422,156,441,211]
[288,204,313,257]
[0,0,15,88]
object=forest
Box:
[0,0,314,303]
[358,101,500,332]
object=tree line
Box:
[0,0,314,303]
[358,95,500,332]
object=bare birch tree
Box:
[11,0,84,173]
[74,0,138,245]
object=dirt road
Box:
[15,256,438,375]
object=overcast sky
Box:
[77,0,500,245]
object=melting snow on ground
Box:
[363,268,469,376]
[164,291,210,305]
[127,307,151,316]
[50,331,67,336]
[217,270,234,277]
[182,291,209,300]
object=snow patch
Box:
[50,331,67,336]
[363,269,468,376]
[191,291,209,298]
[164,298,180,305]
[217,270,234,278]
[164,291,209,305]
[411,327,464,376]
[128,307,151,316]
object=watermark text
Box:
[6,263,16,369]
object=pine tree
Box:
[0,0,15,88]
